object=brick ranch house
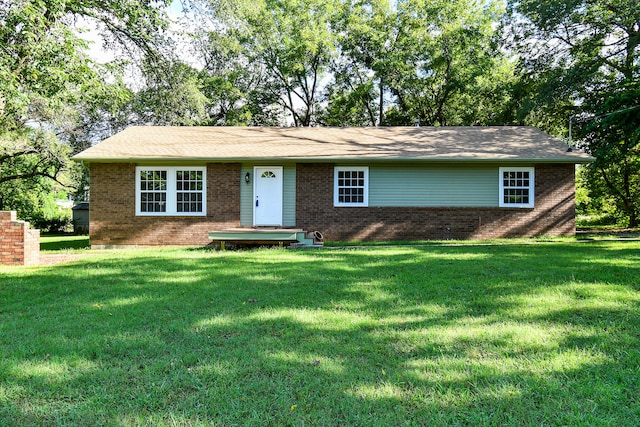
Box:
[73,126,593,247]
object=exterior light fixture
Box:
[245,172,250,183]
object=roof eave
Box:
[73,155,595,164]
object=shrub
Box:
[27,192,72,233]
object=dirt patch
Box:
[39,253,94,265]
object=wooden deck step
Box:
[208,229,321,249]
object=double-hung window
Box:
[136,166,206,216]
[499,167,534,208]
[334,166,369,207]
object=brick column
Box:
[0,211,40,266]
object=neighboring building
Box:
[72,202,90,234]
[73,126,593,247]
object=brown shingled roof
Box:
[73,126,593,163]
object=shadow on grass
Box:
[1,242,639,425]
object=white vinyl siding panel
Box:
[369,165,498,207]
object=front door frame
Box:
[253,166,284,226]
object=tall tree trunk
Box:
[629,210,638,228]
[378,79,384,126]
[599,165,639,227]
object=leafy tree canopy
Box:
[199,0,338,126]
[0,0,176,217]
[507,0,640,226]
[328,0,515,126]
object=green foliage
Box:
[320,77,378,126]
[1,243,640,424]
[29,191,72,233]
[329,0,515,126]
[579,86,640,226]
[576,167,626,226]
[0,1,95,131]
[132,61,209,126]
[0,177,71,232]
[0,1,95,193]
[0,173,47,217]
[390,0,512,126]
[0,130,70,185]
[0,0,182,215]
[201,0,339,126]
[507,0,640,226]
[192,29,284,126]
[68,62,136,151]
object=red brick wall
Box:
[89,163,241,247]
[0,211,40,265]
[295,163,576,241]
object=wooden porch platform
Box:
[208,229,322,249]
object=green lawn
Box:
[1,241,639,426]
[40,234,89,251]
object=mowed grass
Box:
[1,241,639,426]
[39,235,89,251]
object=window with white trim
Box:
[136,167,206,216]
[334,166,369,207]
[499,167,534,208]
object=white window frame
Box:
[136,166,207,216]
[334,166,369,207]
[499,167,535,208]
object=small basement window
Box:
[334,166,369,207]
[499,167,534,208]
[136,166,206,216]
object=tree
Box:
[130,60,209,126]
[201,0,338,126]
[192,29,283,125]
[507,0,640,226]
[0,132,69,186]
[579,87,640,227]
[329,0,515,127]
[326,0,391,126]
[0,0,176,216]
[1,1,92,187]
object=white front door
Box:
[253,166,283,226]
